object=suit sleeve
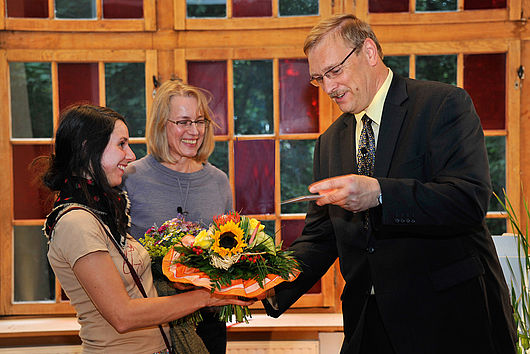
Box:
[263,138,339,317]
[376,87,492,233]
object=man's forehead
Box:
[308,36,348,73]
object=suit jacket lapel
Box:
[375,74,408,178]
[338,113,356,175]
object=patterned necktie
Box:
[357,115,376,229]
[357,115,375,177]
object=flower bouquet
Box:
[139,214,205,324]
[162,212,301,323]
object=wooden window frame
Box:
[2,0,156,32]
[347,0,522,24]
[174,0,337,30]
[0,49,157,315]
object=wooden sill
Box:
[0,314,343,347]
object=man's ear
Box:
[362,38,379,67]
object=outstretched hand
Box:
[309,174,381,212]
[200,289,257,307]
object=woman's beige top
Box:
[47,209,168,354]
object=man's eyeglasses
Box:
[168,119,209,129]
[309,45,359,87]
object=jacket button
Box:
[406,218,411,223]
[394,218,400,223]
[367,247,375,253]
[400,218,406,223]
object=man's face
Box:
[308,35,373,114]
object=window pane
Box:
[233,0,272,17]
[188,61,228,135]
[279,60,319,134]
[487,218,507,236]
[486,136,505,212]
[416,55,456,85]
[55,0,97,19]
[464,0,506,10]
[281,140,315,214]
[13,145,54,219]
[130,143,147,160]
[369,0,408,13]
[234,60,273,135]
[279,0,318,16]
[187,0,226,18]
[464,53,505,130]
[234,140,274,214]
[209,141,228,175]
[103,0,143,18]
[281,219,320,293]
[260,220,276,236]
[58,63,99,111]
[383,56,409,78]
[105,63,146,137]
[14,226,55,302]
[7,0,48,18]
[10,62,53,139]
[416,0,457,12]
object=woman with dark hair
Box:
[41,104,252,353]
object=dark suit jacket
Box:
[264,74,517,354]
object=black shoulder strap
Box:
[51,206,174,354]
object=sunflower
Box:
[211,220,247,258]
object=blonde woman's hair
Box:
[147,80,216,164]
[303,14,383,59]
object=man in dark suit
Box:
[263,14,517,354]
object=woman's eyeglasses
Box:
[167,119,209,129]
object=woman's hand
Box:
[196,288,256,307]
[171,282,200,291]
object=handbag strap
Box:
[50,205,174,354]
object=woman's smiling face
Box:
[101,119,135,187]
[166,95,205,160]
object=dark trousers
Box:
[360,296,396,354]
[196,308,227,354]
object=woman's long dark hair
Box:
[41,104,129,239]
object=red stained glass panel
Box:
[234,140,274,214]
[463,53,505,130]
[281,219,321,293]
[13,145,54,219]
[279,60,319,134]
[7,0,48,18]
[58,63,99,112]
[188,61,228,135]
[233,0,272,17]
[464,0,506,10]
[369,0,408,13]
[103,0,143,18]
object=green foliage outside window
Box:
[416,0,457,12]
[233,60,273,135]
[10,62,53,138]
[383,56,409,78]
[187,0,226,18]
[280,140,315,214]
[416,55,457,85]
[55,0,96,18]
[105,63,146,137]
[487,136,506,212]
[279,0,318,16]
[209,141,229,175]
